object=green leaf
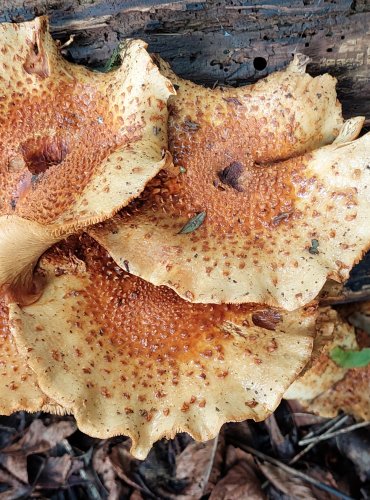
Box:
[178,212,206,234]
[94,44,122,73]
[330,346,370,368]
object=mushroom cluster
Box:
[0,17,369,459]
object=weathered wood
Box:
[345,252,370,298]
[1,0,370,122]
[0,0,369,296]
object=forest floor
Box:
[0,401,369,499]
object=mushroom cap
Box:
[88,58,368,310]
[0,298,64,414]
[10,235,316,459]
[308,365,370,420]
[284,307,357,400]
[285,306,370,421]
[0,16,174,299]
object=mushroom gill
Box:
[9,235,316,459]
[88,56,369,311]
[0,16,174,303]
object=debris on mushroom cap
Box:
[0,16,174,303]
[0,298,65,414]
[9,235,316,459]
[284,307,357,401]
[88,57,369,311]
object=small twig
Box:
[59,34,75,51]
[299,413,345,441]
[261,479,269,489]
[201,435,219,495]
[62,439,102,500]
[290,415,349,464]
[29,456,47,495]
[230,441,354,500]
[320,290,370,306]
[298,422,370,446]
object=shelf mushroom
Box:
[89,57,369,311]
[0,17,174,304]
[9,235,316,459]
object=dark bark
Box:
[0,0,369,296]
[1,0,370,123]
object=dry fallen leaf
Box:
[175,439,218,499]
[93,443,129,500]
[130,491,145,500]
[210,446,265,500]
[0,467,30,499]
[259,462,318,500]
[3,419,76,455]
[203,433,225,496]
[109,442,158,497]
[0,418,76,491]
[336,429,370,481]
[35,455,74,489]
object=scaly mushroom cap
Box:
[88,58,368,310]
[308,366,370,420]
[285,307,369,420]
[10,235,315,459]
[0,17,174,301]
[284,307,357,400]
[0,299,64,414]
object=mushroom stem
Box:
[0,216,59,305]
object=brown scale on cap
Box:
[10,235,316,459]
[0,299,63,414]
[142,144,302,235]
[1,75,120,223]
[0,16,174,303]
[89,59,369,310]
